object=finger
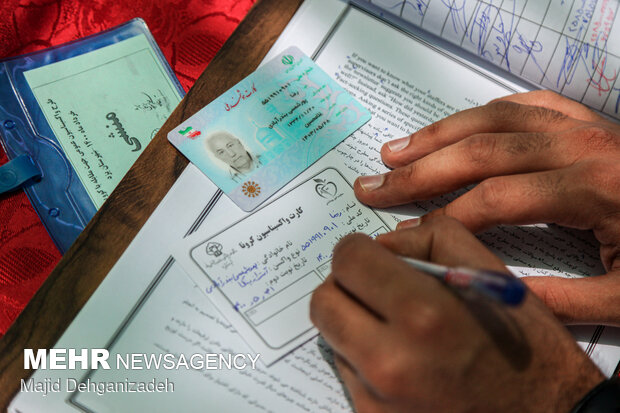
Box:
[419,167,596,233]
[396,217,421,230]
[522,272,620,326]
[601,243,620,273]
[333,354,385,413]
[329,233,451,318]
[381,99,582,168]
[377,216,507,272]
[594,225,620,272]
[493,90,604,122]
[310,276,388,368]
[357,130,572,208]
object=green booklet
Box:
[0,19,184,252]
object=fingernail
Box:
[358,174,385,191]
[387,136,410,152]
[397,217,420,229]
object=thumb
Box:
[522,272,620,326]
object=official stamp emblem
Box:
[205,242,223,257]
[314,178,338,199]
[242,181,261,198]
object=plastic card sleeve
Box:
[0,18,184,253]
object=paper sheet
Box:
[364,0,620,119]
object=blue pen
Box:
[400,256,526,306]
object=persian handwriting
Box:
[361,0,620,118]
[134,89,172,113]
[45,99,110,201]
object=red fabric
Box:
[0,0,255,337]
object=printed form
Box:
[367,0,620,119]
[10,1,620,411]
[176,168,390,363]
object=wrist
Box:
[549,340,606,413]
[569,377,620,413]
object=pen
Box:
[399,256,526,306]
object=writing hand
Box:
[310,217,603,413]
[354,90,620,325]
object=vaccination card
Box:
[168,46,371,211]
[174,168,389,364]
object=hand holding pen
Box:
[310,216,603,413]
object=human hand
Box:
[310,217,604,413]
[353,90,620,325]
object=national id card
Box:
[168,46,370,211]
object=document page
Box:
[364,0,620,119]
